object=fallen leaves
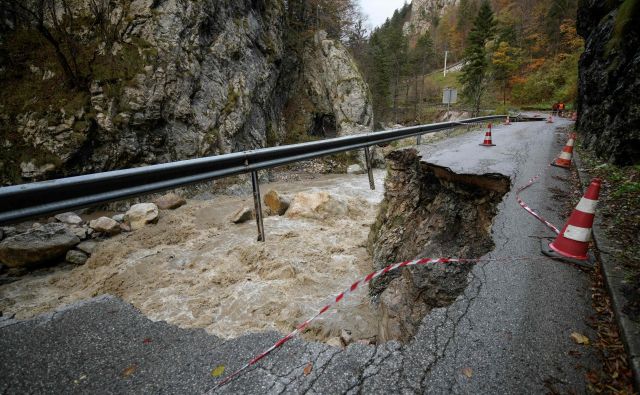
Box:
[461,367,473,378]
[303,362,313,376]
[122,364,137,378]
[570,332,590,345]
[211,365,225,378]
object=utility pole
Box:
[443,50,449,76]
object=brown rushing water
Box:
[0,170,386,343]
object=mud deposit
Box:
[0,172,385,343]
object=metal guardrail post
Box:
[251,170,265,242]
[364,147,375,190]
[416,135,422,145]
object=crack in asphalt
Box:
[300,347,342,394]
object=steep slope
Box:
[0,0,373,184]
[577,0,640,165]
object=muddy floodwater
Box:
[0,170,386,343]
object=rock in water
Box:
[0,223,80,268]
[125,203,159,230]
[347,164,365,175]
[154,193,186,210]
[263,190,290,216]
[231,207,254,224]
[286,192,348,220]
[89,217,121,235]
[66,250,88,265]
[54,212,83,225]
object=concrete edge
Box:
[574,150,640,391]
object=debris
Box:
[55,212,83,225]
[211,365,225,377]
[65,250,88,265]
[326,337,343,348]
[122,364,137,378]
[154,193,186,210]
[340,329,353,346]
[286,192,348,220]
[231,207,254,224]
[263,190,290,216]
[125,203,159,230]
[77,240,98,255]
[462,367,473,378]
[570,332,590,345]
[0,223,80,268]
[303,362,313,376]
[89,217,121,236]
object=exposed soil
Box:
[368,148,511,342]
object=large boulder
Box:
[263,190,290,216]
[0,223,80,268]
[125,203,159,230]
[286,192,348,220]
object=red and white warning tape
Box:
[211,257,461,389]
[515,170,560,235]
[211,255,550,390]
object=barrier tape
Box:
[515,169,560,235]
[210,255,554,391]
[209,257,462,390]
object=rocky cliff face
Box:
[403,0,458,38]
[0,1,373,184]
[577,0,640,165]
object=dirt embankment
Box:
[368,148,510,342]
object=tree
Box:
[458,0,495,115]
[491,41,520,104]
[410,33,435,120]
[1,0,83,88]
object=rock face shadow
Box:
[368,148,511,343]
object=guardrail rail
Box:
[0,116,506,241]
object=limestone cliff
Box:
[0,0,373,184]
[577,0,640,165]
[403,0,458,38]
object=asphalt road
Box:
[0,118,601,394]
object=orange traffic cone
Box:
[479,123,496,146]
[546,115,554,123]
[542,178,601,268]
[504,116,511,126]
[552,134,575,168]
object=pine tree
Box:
[459,0,495,116]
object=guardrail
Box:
[0,115,505,240]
